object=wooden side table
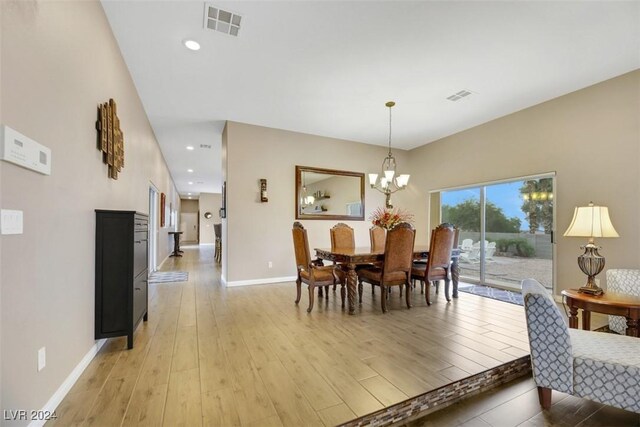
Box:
[561,289,640,337]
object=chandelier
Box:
[368,101,410,208]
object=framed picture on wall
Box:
[220,181,227,218]
[160,193,166,227]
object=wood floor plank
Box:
[317,403,358,427]
[83,375,137,426]
[201,387,242,427]
[122,382,168,427]
[163,368,203,427]
[359,375,408,407]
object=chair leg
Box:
[424,280,431,306]
[326,285,331,299]
[381,285,388,313]
[420,281,424,294]
[371,284,375,295]
[318,286,324,298]
[399,285,403,297]
[405,283,412,308]
[295,278,302,304]
[434,280,439,294]
[341,285,346,308]
[537,387,552,409]
[358,280,363,304]
[307,286,315,313]
[444,277,451,302]
[333,284,337,292]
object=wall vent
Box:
[446,89,473,102]
[204,3,242,37]
[200,144,212,149]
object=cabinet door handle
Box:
[135,287,141,291]
[135,239,148,243]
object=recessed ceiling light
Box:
[186,145,195,150]
[183,40,200,51]
[188,181,193,185]
[188,197,192,199]
[187,169,194,173]
[188,193,192,195]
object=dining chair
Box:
[329,223,354,293]
[411,223,456,304]
[370,225,386,252]
[292,222,345,312]
[214,223,222,264]
[357,222,415,313]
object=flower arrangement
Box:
[370,207,414,230]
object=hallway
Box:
[50,245,529,426]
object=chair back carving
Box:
[292,222,311,270]
[370,226,386,252]
[383,223,415,277]
[426,223,456,278]
[330,223,355,250]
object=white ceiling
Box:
[102,1,640,197]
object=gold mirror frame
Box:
[295,165,365,221]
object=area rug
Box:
[148,271,189,284]
[458,284,523,306]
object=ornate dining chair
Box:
[329,223,354,293]
[357,222,415,313]
[370,225,386,252]
[214,223,222,264]
[292,222,345,312]
[411,223,456,304]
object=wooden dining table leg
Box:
[346,262,357,315]
[568,305,579,329]
[581,310,591,331]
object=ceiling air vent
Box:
[200,144,212,149]
[446,89,473,102]
[204,3,242,37]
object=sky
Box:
[441,181,532,231]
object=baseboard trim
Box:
[157,253,170,270]
[226,276,297,287]
[28,339,106,427]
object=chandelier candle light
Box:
[563,202,619,295]
[369,101,410,208]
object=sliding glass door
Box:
[440,175,554,291]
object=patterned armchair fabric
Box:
[522,279,574,393]
[522,278,640,414]
[606,269,640,334]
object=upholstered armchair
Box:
[607,269,640,334]
[522,278,640,413]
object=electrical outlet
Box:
[268,261,273,268]
[37,347,46,371]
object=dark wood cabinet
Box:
[95,210,148,349]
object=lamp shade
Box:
[563,203,619,238]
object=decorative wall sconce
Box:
[260,179,268,202]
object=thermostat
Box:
[0,125,51,175]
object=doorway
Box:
[436,174,555,291]
[181,212,199,243]
[148,185,159,272]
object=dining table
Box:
[314,245,460,314]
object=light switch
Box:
[1,209,23,235]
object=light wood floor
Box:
[50,245,534,427]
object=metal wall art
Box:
[96,99,124,179]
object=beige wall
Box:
[407,70,640,294]
[224,121,414,284]
[180,199,199,214]
[1,0,179,420]
[199,192,222,244]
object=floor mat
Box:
[148,271,189,284]
[458,284,523,305]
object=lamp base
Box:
[576,242,606,296]
[578,285,604,296]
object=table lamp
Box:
[563,202,619,295]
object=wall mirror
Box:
[295,166,365,220]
